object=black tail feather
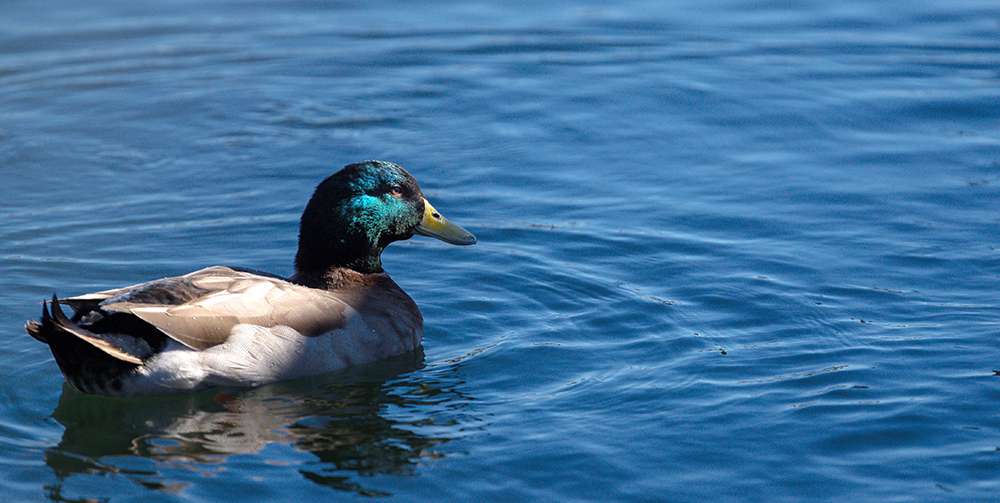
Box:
[50,293,71,326]
[25,294,147,395]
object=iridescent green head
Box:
[294,161,475,276]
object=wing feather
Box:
[91,267,349,350]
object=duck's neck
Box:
[292,215,387,287]
[295,244,383,273]
[290,262,392,292]
[292,248,383,289]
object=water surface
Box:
[2,0,998,501]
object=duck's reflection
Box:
[44,349,472,497]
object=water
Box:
[2,0,998,501]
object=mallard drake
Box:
[25,161,475,396]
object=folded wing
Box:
[67,266,349,352]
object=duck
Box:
[25,160,476,396]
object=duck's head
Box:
[294,160,476,276]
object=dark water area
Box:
[1,0,998,501]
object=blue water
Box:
[2,0,999,501]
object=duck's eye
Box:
[388,186,403,197]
